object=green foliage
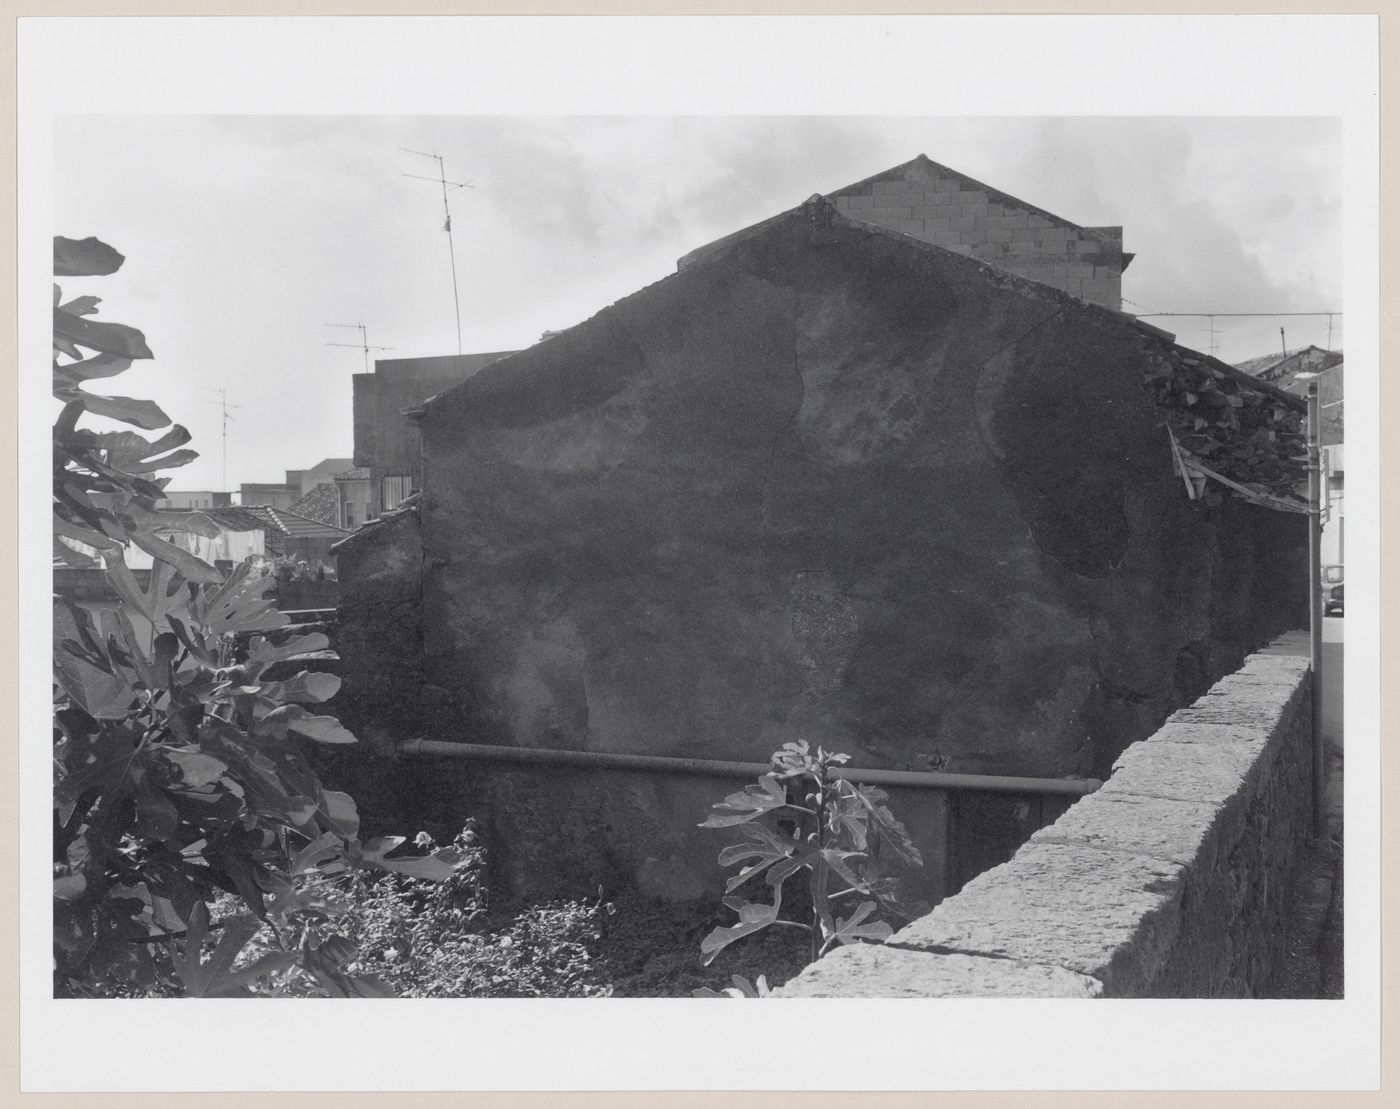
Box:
[696,740,927,991]
[52,237,458,997]
[218,823,614,998]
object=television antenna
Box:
[198,387,244,492]
[325,322,394,373]
[401,147,474,355]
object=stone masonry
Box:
[827,155,1130,310]
[776,639,1314,997]
[681,155,1131,310]
[337,197,1306,903]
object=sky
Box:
[53,114,1343,494]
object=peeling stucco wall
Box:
[775,641,1314,997]
[413,205,1304,774]
[336,201,1308,898]
[331,506,428,752]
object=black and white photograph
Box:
[20,13,1381,1095]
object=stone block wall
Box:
[828,157,1127,309]
[776,641,1313,997]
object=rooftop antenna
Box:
[401,147,474,355]
[1280,327,1288,358]
[198,387,244,492]
[325,322,394,373]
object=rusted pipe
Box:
[395,739,1102,797]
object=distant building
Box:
[679,153,1134,311]
[289,482,341,528]
[239,505,350,570]
[239,458,356,511]
[54,504,270,598]
[1234,345,1341,389]
[55,503,345,613]
[1236,345,1345,565]
[334,468,372,530]
[156,490,232,510]
[353,352,517,518]
[286,457,355,497]
[238,482,300,510]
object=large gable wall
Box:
[355,204,1304,897]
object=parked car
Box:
[1325,581,1344,617]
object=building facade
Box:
[679,154,1133,311]
[1237,346,1345,566]
[353,352,517,518]
[337,196,1307,903]
[156,490,232,510]
[333,468,372,530]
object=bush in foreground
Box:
[221,822,612,998]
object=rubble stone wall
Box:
[776,643,1313,997]
[330,507,428,752]
[335,203,1308,900]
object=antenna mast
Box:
[199,387,244,491]
[325,322,394,373]
[401,147,474,355]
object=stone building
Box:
[681,154,1132,310]
[334,195,1307,903]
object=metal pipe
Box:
[1307,382,1325,834]
[395,739,1102,797]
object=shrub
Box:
[52,237,458,997]
[220,823,614,998]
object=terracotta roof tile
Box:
[289,482,341,527]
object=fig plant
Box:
[51,236,458,997]
[697,740,926,985]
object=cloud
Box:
[53,115,1344,486]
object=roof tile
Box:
[289,482,341,527]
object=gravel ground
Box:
[590,891,812,997]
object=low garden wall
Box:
[776,637,1314,998]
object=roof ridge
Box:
[825,153,1113,241]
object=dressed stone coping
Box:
[775,639,1313,998]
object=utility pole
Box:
[198,387,243,492]
[401,147,473,355]
[325,322,394,373]
[1306,381,1325,835]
